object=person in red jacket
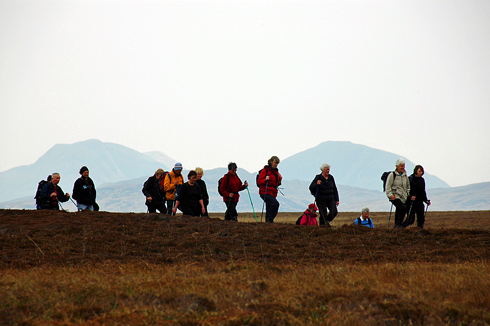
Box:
[257,156,282,223]
[219,162,248,221]
[299,203,318,226]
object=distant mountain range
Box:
[1,139,488,212]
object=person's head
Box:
[155,168,165,178]
[173,162,183,175]
[195,167,204,180]
[308,203,318,212]
[320,163,331,175]
[268,156,280,169]
[79,166,89,178]
[228,162,237,174]
[187,170,197,183]
[51,173,60,185]
[395,158,406,173]
[361,207,370,219]
[413,165,424,177]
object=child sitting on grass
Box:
[296,203,318,226]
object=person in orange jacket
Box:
[164,163,184,215]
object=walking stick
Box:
[246,186,258,222]
[69,197,79,210]
[387,201,394,229]
[260,181,269,222]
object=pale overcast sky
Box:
[1,0,489,187]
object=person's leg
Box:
[228,201,238,221]
[77,203,94,211]
[326,200,338,222]
[316,200,329,225]
[392,199,407,228]
[265,195,279,223]
[156,202,166,214]
[415,202,425,228]
[166,200,175,215]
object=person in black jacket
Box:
[72,166,97,211]
[142,169,167,213]
[404,165,431,228]
[172,170,205,217]
[195,167,209,217]
[40,173,70,210]
[309,163,340,226]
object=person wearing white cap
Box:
[163,162,184,215]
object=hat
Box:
[174,162,183,171]
[79,166,89,175]
[308,203,318,211]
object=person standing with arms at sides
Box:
[195,167,209,217]
[142,168,166,214]
[173,170,206,217]
[309,163,339,226]
[404,165,431,228]
[164,163,184,215]
[219,162,248,221]
[385,158,410,228]
[40,173,70,210]
[72,166,97,211]
[257,156,282,223]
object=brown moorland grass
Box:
[1,209,490,325]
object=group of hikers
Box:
[35,156,431,229]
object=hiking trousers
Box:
[224,200,238,221]
[392,199,407,228]
[147,201,166,214]
[404,200,425,228]
[317,198,338,225]
[260,194,279,223]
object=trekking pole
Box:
[406,202,413,227]
[387,201,394,229]
[58,200,66,212]
[69,197,79,211]
[260,181,269,222]
[246,186,258,222]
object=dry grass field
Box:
[1,209,490,325]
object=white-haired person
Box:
[39,173,70,210]
[354,207,374,228]
[385,158,411,228]
[195,167,209,217]
[308,163,340,226]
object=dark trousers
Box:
[317,199,338,225]
[180,204,201,217]
[260,194,279,223]
[166,200,176,215]
[147,201,166,214]
[224,200,238,221]
[404,200,425,228]
[392,199,407,228]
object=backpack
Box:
[218,174,230,196]
[295,214,303,225]
[255,167,269,187]
[356,217,373,228]
[34,179,49,209]
[381,171,396,192]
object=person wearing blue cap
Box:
[164,162,184,215]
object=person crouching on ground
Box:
[173,170,205,217]
[354,207,374,228]
[299,203,318,226]
[142,168,167,214]
[219,162,248,221]
[385,158,410,228]
[72,166,97,211]
[40,172,70,210]
[309,163,339,226]
[257,156,282,223]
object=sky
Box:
[1,0,489,188]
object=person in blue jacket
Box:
[354,207,374,228]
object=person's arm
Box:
[332,176,340,204]
[172,200,180,214]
